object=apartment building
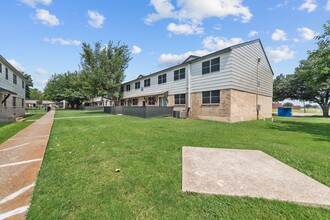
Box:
[0,55,26,120]
[121,39,273,122]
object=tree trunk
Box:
[321,105,329,117]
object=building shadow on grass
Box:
[268,119,330,142]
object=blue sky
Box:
[0,0,329,90]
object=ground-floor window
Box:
[22,99,24,107]
[175,94,186,105]
[13,97,16,107]
[132,98,138,105]
[202,90,220,104]
[148,96,155,105]
[121,100,125,106]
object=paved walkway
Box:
[0,111,55,220]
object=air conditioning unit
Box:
[173,111,187,119]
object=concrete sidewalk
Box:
[0,110,55,220]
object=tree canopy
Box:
[80,41,131,105]
[273,20,330,117]
[44,71,88,109]
[21,72,33,99]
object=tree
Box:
[273,74,293,102]
[29,88,44,100]
[44,71,88,109]
[304,103,312,109]
[289,21,330,117]
[283,102,293,107]
[80,41,131,105]
[21,73,33,99]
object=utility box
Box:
[278,107,292,117]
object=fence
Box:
[104,106,173,118]
[82,106,105,110]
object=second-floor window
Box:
[174,68,185,81]
[126,84,131,91]
[202,57,220,74]
[120,86,124,92]
[158,74,166,84]
[13,74,17,84]
[0,63,2,73]
[135,82,140,90]
[5,68,8,79]
[22,80,25,89]
[144,78,150,87]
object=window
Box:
[22,99,24,107]
[121,100,125,106]
[174,68,185,81]
[5,68,8,79]
[120,86,124,92]
[132,98,138,105]
[0,63,2,73]
[202,57,220,74]
[22,80,25,89]
[144,78,150,87]
[13,97,16,107]
[158,74,166,84]
[13,74,17,84]
[126,84,131,91]
[202,90,220,104]
[148,96,155,105]
[175,94,186,105]
[135,81,140,90]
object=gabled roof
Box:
[122,39,273,85]
[0,54,28,81]
[137,74,145,79]
[182,55,200,63]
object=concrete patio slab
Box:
[182,147,330,207]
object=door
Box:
[159,97,166,107]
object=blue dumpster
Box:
[278,107,292,117]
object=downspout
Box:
[187,63,191,116]
[256,57,261,120]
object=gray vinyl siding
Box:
[121,39,273,100]
[230,41,273,97]
[190,52,233,93]
[122,67,187,99]
[0,62,26,99]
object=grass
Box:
[28,111,330,219]
[0,110,46,144]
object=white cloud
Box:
[35,68,48,75]
[44,38,81,46]
[248,30,258,37]
[8,59,25,72]
[167,23,203,35]
[271,29,287,41]
[35,79,48,87]
[132,45,142,54]
[145,0,253,32]
[158,50,209,67]
[326,0,330,11]
[298,0,317,13]
[202,36,243,50]
[293,38,300,43]
[267,45,295,63]
[297,27,318,40]
[35,9,60,26]
[20,0,51,7]
[87,10,105,29]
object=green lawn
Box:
[0,111,46,144]
[28,111,330,219]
